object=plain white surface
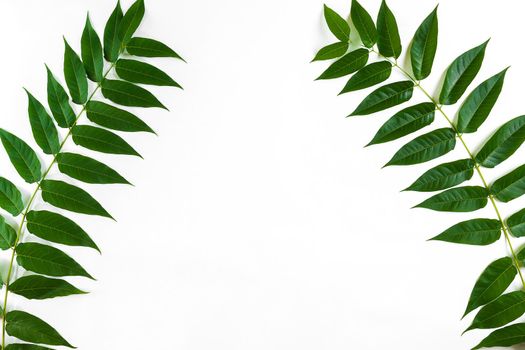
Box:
[1,0,525,349]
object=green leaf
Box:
[350,0,377,48]
[16,242,93,279]
[118,0,145,45]
[339,61,392,94]
[376,0,401,58]
[81,15,104,82]
[101,79,167,109]
[464,257,517,317]
[40,179,112,218]
[126,37,184,60]
[439,40,489,105]
[384,128,456,166]
[472,323,525,350]
[0,129,42,184]
[6,310,74,348]
[430,218,501,246]
[24,90,60,155]
[457,68,508,133]
[491,164,525,202]
[367,102,435,145]
[0,215,16,250]
[86,101,154,133]
[414,186,489,212]
[26,210,99,251]
[410,6,438,80]
[311,42,349,62]
[116,59,182,87]
[466,291,525,332]
[46,66,76,128]
[5,344,55,350]
[57,152,130,185]
[323,4,350,42]
[508,208,525,238]
[349,81,413,116]
[0,177,24,216]
[316,48,369,80]
[63,38,88,104]
[104,0,124,62]
[72,125,141,157]
[404,159,475,192]
[10,275,85,300]
[476,115,525,168]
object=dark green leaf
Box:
[57,152,130,185]
[25,90,60,155]
[86,101,154,133]
[323,4,350,42]
[340,61,392,94]
[466,291,525,332]
[311,42,349,62]
[376,0,401,58]
[0,177,24,216]
[414,186,489,212]
[349,81,413,116]
[316,48,369,80]
[508,208,525,238]
[5,344,55,350]
[410,6,438,80]
[10,275,85,300]
[404,159,475,192]
[0,215,16,250]
[126,37,184,60]
[430,218,501,246]
[63,38,88,104]
[350,0,377,48]
[116,59,181,87]
[101,79,167,109]
[472,323,525,349]
[0,129,42,184]
[81,15,104,82]
[46,66,76,128]
[118,0,145,45]
[72,125,141,157]
[491,164,525,202]
[104,0,124,62]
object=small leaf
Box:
[5,344,55,350]
[86,101,154,133]
[25,90,60,155]
[404,159,475,192]
[472,323,525,350]
[81,15,104,82]
[376,0,401,58]
[57,152,130,185]
[349,81,413,116]
[101,79,167,109]
[414,186,489,212]
[410,6,438,80]
[40,179,112,219]
[46,66,76,128]
[118,0,145,45]
[0,177,24,216]
[63,38,88,104]
[323,4,350,42]
[6,310,74,347]
[491,164,525,202]
[104,0,124,62]
[0,129,42,184]
[340,61,392,94]
[439,40,489,105]
[316,48,369,80]
[311,42,349,62]
[10,275,85,300]
[116,59,181,87]
[476,115,525,168]
[350,0,377,48]
[126,37,184,60]
[72,125,141,157]
[466,291,525,332]
[508,208,525,238]
[430,218,501,246]
[384,128,456,166]
[0,215,17,250]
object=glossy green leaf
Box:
[46,66,76,128]
[0,215,16,250]
[466,291,525,332]
[311,42,349,62]
[27,210,99,251]
[376,0,401,58]
[57,152,130,185]
[323,4,350,42]
[5,344,55,350]
[40,179,112,218]
[0,177,24,216]
[349,81,413,116]
[104,0,124,62]
[316,48,369,80]
[72,125,141,157]
[101,79,167,109]
[404,159,475,192]
[491,164,525,202]
[86,101,154,133]
[367,102,435,145]
[81,15,104,82]
[10,275,85,300]
[63,38,88,104]
[339,61,391,94]
[414,186,489,212]
[25,90,60,155]
[118,0,145,45]
[410,6,438,80]
[116,59,181,87]
[6,310,74,348]
[508,208,525,238]
[430,218,501,246]
[439,40,489,105]
[472,323,525,350]
[0,129,42,183]
[476,115,525,168]
[350,0,377,48]
[384,128,456,167]
[126,37,184,60]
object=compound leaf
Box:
[57,152,130,185]
[46,66,76,128]
[316,48,369,80]
[410,6,438,80]
[116,59,181,87]
[312,42,349,62]
[81,15,104,82]
[323,4,350,42]
[350,0,377,48]
[0,177,24,216]
[63,38,88,104]
[414,186,489,212]
[430,218,501,246]
[350,80,413,116]
[377,0,401,58]
[0,129,42,184]
[104,0,124,62]
[25,90,60,155]
[72,125,141,157]
[101,79,167,109]
[10,275,85,300]
[118,0,145,45]
[340,61,392,94]
[86,101,154,133]
[126,37,184,60]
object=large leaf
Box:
[491,164,525,202]
[0,129,42,183]
[46,66,76,128]
[81,15,104,82]
[72,125,141,157]
[316,48,369,80]
[63,38,88,105]
[508,208,525,237]
[10,275,85,300]
[349,81,413,116]
[118,0,145,45]
[472,323,525,350]
[86,101,154,133]
[311,42,349,62]
[323,4,350,42]
[414,186,489,212]
[438,40,488,105]
[430,218,501,246]
[40,180,112,218]
[476,115,525,168]
[126,37,184,60]
[26,210,99,251]
[404,159,475,192]
[0,177,24,216]
[340,61,391,94]
[25,90,60,155]
[6,310,74,348]
[101,79,167,109]
[57,152,130,185]
[376,0,401,58]
[466,291,525,332]
[384,128,456,167]
[464,257,517,317]
[0,215,17,250]
[350,0,377,48]
[410,6,438,80]
[103,0,124,62]
[116,59,181,87]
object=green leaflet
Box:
[5,344,55,350]
[367,102,435,145]
[414,186,489,212]
[0,129,42,184]
[101,79,167,109]
[126,37,185,60]
[476,115,525,168]
[6,310,73,348]
[81,15,104,82]
[57,152,130,185]
[464,257,517,317]
[40,179,112,218]
[24,90,60,155]
[472,323,525,350]
[508,208,525,237]
[46,66,76,128]
[0,216,16,250]
[439,40,488,105]
[116,59,182,87]
[16,242,93,279]
[312,42,349,62]
[0,177,24,216]
[323,5,350,42]
[340,61,392,94]
[350,0,377,48]
[466,291,525,332]
[349,80,413,116]
[26,210,99,251]
[491,164,525,202]
[404,159,475,192]
[86,101,154,133]
[104,1,124,62]
[316,48,369,80]
[410,6,438,80]
[72,125,141,157]
[384,128,456,167]
[10,275,85,300]
[63,38,88,105]
[118,0,145,45]
[430,218,501,246]
[376,0,401,58]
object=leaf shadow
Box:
[512,344,525,350]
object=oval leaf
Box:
[376,0,401,58]
[118,0,145,45]
[340,61,392,94]
[86,101,154,133]
[116,59,181,87]
[25,90,60,155]
[312,42,349,62]
[10,275,85,300]
[101,79,167,109]
[0,129,42,184]
[414,186,489,212]
[0,177,24,216]
[350,0,377,48]
[126,37,184,60]
[430,218,501,246]
[349,80,413,116]
[491,164,525,202]
[508,208,525,238]
[81,15,104,82]
[46,66,76,128]
[404,159,475,192]
[104,0,124,62]
[410,6,438,80]
[72,125,141,157]
[472,323,525,350]
[63,38,88,104]
[316,48,369,80]
[57,152,130,185]
[323,4,350,42]
[466,291,525,332]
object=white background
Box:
[0,0,525,349]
